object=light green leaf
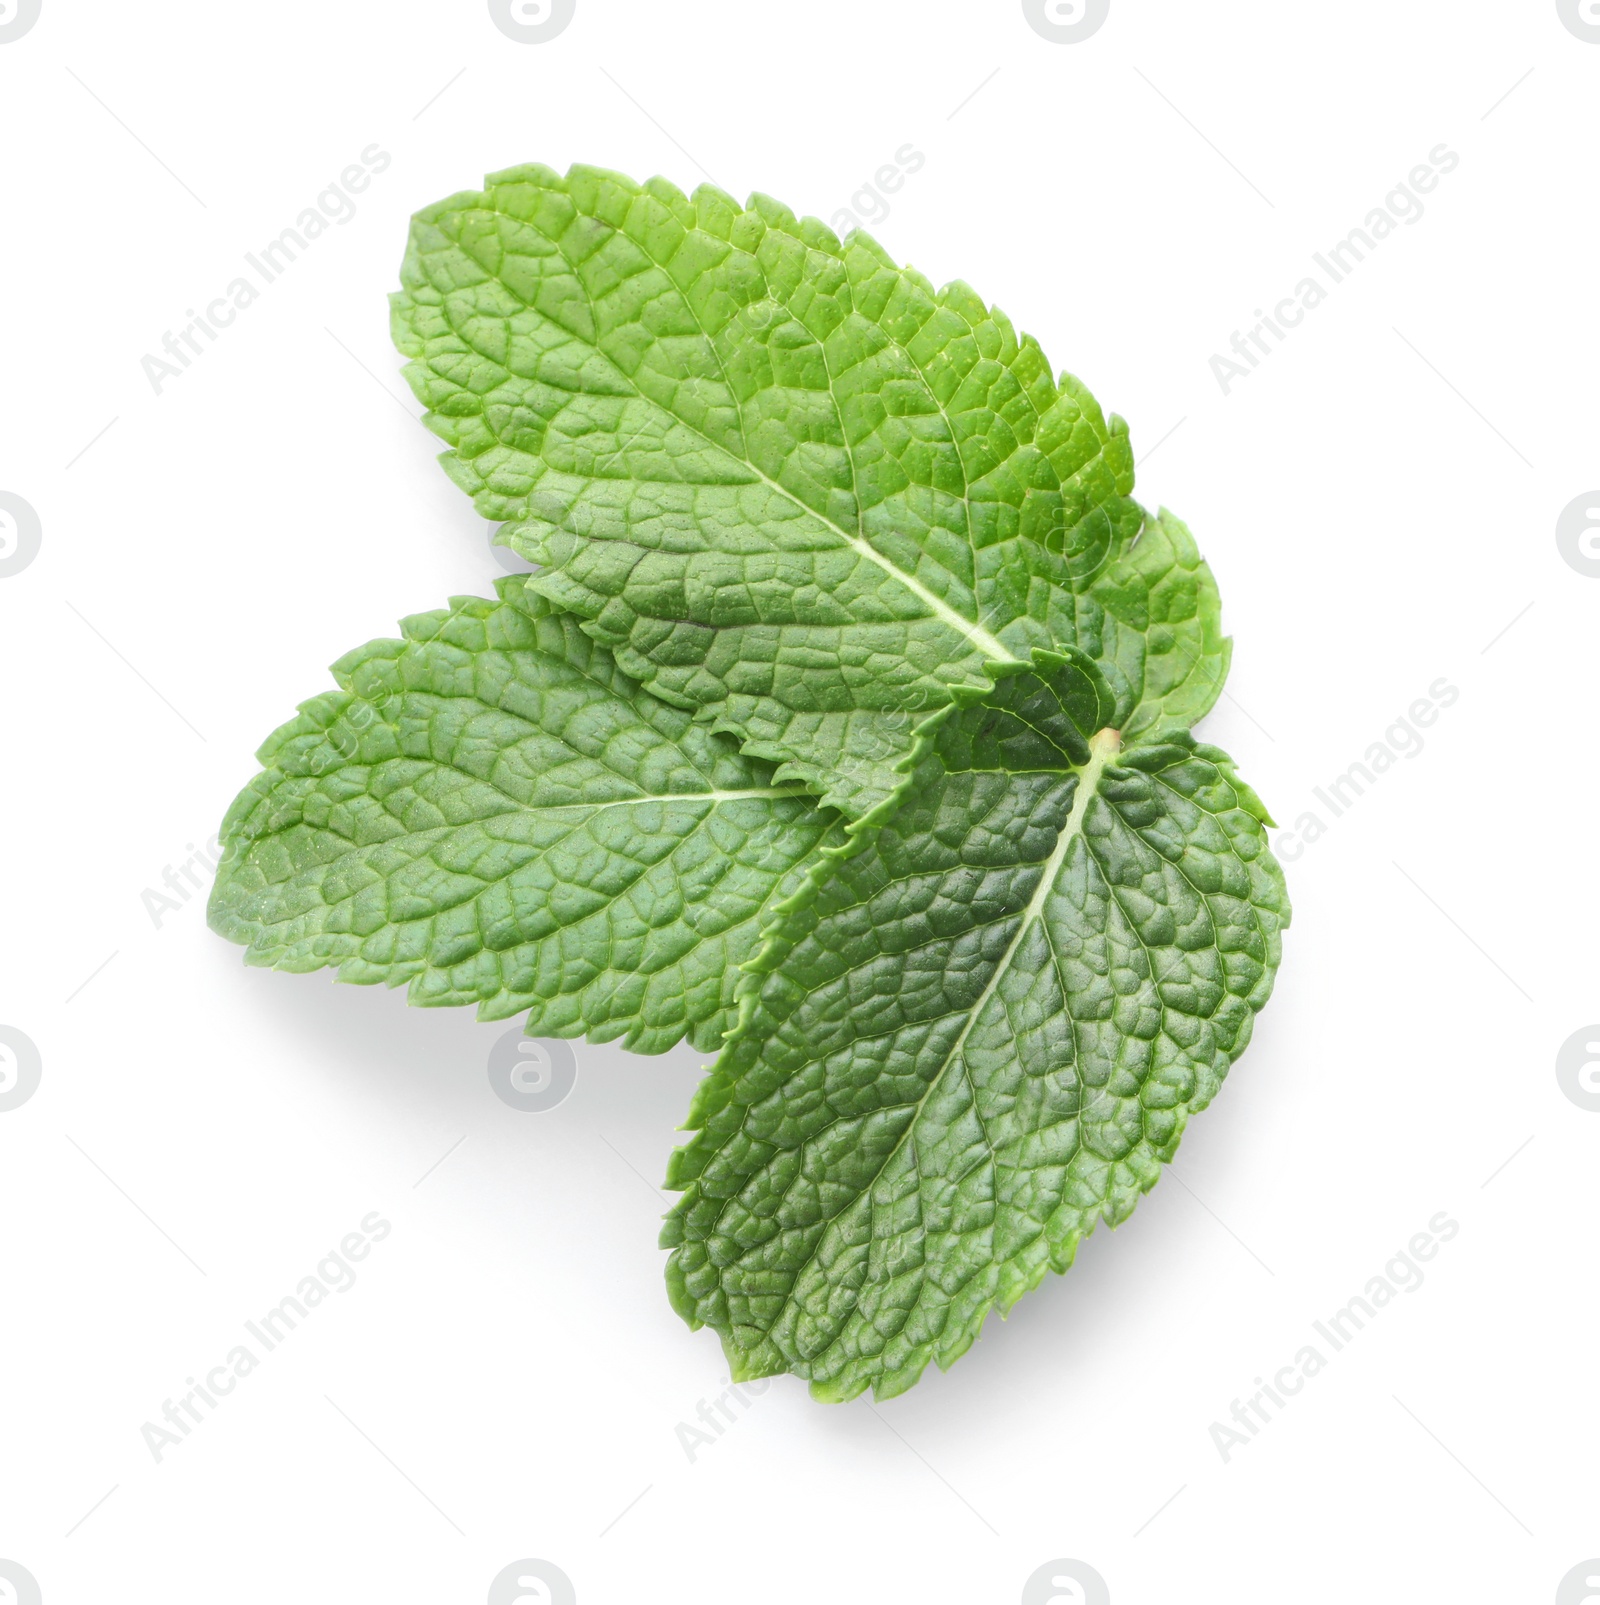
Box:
[662,657,1288,1399]
[1089,506,1231,742]
[391,163,1225,818]
[208,580,842,1054]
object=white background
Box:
[2,2,1596,1601]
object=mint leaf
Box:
[210,160,1285,1404]
[1089,507,1230,742]
[391,163,1225,817]
[208,580,842,1054]
[662,658,1288,1400]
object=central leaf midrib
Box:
[236,783,813,864]
[760,731,1123,1359]
[605,400,1022,669]
[478,246,1024,673]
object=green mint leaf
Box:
[661,658,1288,1399]
[391,163,1224,817]
[208,580,842,1054]
[1089,507,1231,742]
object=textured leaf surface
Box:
[1088,508,1229,743]
[391,163,1225,817]
[209,581,840,1054]
[662,660,1288,1399]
